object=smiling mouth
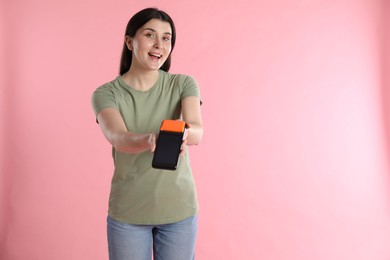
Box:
[149,53,162,59]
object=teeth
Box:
[149,53,162,58]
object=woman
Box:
[91,7,203,260]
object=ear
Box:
[125,35,133,51]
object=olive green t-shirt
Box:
[91,70,200,225]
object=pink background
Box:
[1,0,390,259]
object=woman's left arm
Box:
[181,96,203,145]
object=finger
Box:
[179,140,187,157]
[149,133,157,153]
[183,128,188,140]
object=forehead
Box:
[140,18,172,34]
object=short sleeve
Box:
[91,84,118,121]
[180,76,202,104]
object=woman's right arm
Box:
[96,108,156,154]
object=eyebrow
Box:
[144,28,172,35]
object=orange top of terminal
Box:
[160,120,186,133]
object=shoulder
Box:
[160,70,198,87]
[93,76,122,94]
[91,77,124,115]
[160,71,200,100]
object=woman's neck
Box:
[122,67,159,91]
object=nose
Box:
[153,38,163,49]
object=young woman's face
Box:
[127,19,173,71]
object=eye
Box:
[163,36,171,42]
[145,33,155,38]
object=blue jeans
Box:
[107,215,198,260]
